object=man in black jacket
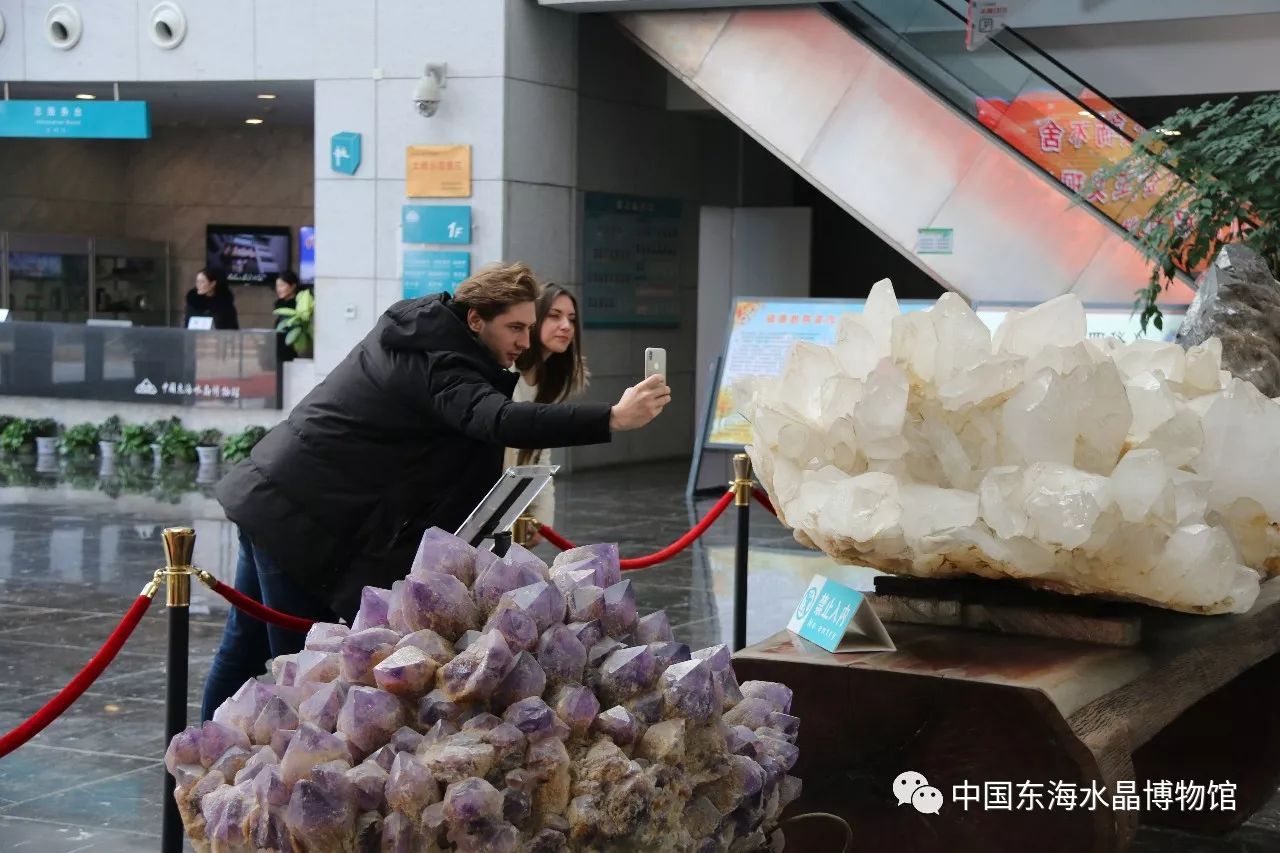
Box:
[201,262,669,718]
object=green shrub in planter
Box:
[197,429,223,448]
[59,423,101,457]
[98,415,123,443]
[118,423,156,458]
[0,419,36,455]
[156,425,199,464]
[222,426,268,464]
[31,418,58,438]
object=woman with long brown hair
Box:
[505,283,589,542]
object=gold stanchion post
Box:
[513,513,539,548]
[160,527,195,853]
[732,454,754,651]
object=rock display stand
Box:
[734,577,1280,853]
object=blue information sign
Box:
[403,250,470,299]
[402,205,471,244]
[787,574,894,653]
[330,131,362,175]
[0,100,150,139]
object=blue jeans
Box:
[200,529,337,721]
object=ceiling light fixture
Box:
[1077,110,1091,117]
[257,94,277,100]
[75,93,96,100]
[245,118,264,125]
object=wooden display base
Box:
[736,577,1280,853]
[869,576,1148,647]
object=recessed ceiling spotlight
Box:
[1077,110,1091,116]
[245,118,265,125]
[257,94,277,100]
[75,93,96,100]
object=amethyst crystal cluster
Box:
[170,531,802,851]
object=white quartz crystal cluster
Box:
[739,281,1280,614]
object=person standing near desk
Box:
[273,270,302,362]
[184,268,239,330]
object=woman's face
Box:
[276,279,297,300]
[195,272,215,296]
[540,294,576,355]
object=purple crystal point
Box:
[284,775,356,852]
[417,688,464,728]
[251,695,299,746]
[346,761,389,813]
[212,679,274,738]
[269,729,295,760]
[454,629,483,652]
[491,651,548,707]
[483,604,540,652]
[503,697,569,742]
[726,725,760,757]
[372,645,438,697]
[201,783,254,850]
[599,645,656,702]
[209,745,252,781]
[297,681,347,732]
[439,630,515,702]
[587,637,623,668]
[649,641,691,671]
[385,751,440,813]
[501,581,567,634]
[536,624,587,685]
[485,723,528,775]
[165,725,201,776]
[549,562,598,596]
[339,627,400,685]
[270,654,299,687]
[661,659,716,722]
[336,686,406,754]
[387,580,410,634]
[403,573,480,641]
[552,543,621,589]
[565,620,603,652]
[591,701,637,742]
[626,689,666,725]
[443,777,504,824]
[304,621,350,653]
[280,722,348,788]
[294,650,341,686]
[394,627,455,665]
[462,712,503,733]
[552,684,600,737]
[601,580,637,638]
[199,720,250,768]
[473,558,545,617]
[741,680,794,714]
[409,526,478,586]
[567,585,605,623]
[252,763,290,807]
[723,697,774,731]
[350,586,393,633]
[634,610,674,644]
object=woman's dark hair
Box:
[515,284,589,465]
[196,267,232,300]
[277,271,300,287]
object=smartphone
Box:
[644,347,667,380]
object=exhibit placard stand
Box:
[455,464,558,556]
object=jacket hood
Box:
[379,293,479,354]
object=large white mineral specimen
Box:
[740,281,1279,614]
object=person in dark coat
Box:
[272,270,302,362]
[184,267,239,330]
[200,262,670,719]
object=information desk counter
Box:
[0,320,281,409]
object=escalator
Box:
[612,0,1196,307]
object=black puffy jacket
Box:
[215,293,612,616]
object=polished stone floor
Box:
[0,458,1277,851]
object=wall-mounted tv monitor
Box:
[8,252,64,279]
[299,226,315,285]
[207,225,291,285]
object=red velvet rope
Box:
[540,489,737,571]
[209,579,316,633]
[752,487,777,516]
[0,594,154,759]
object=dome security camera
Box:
[414,63,447,118]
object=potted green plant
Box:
[118,422,156,460]
[196,428,223,467]
[222,425,268,464]
[58,422,100,458]
[273,288,315,357]
[156,423,199,465]
[148,417,183,467]
[97,415,123,461]
[0,418,36,456]
[32,419,59,456]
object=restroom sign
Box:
[330,131,362,175]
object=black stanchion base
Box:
[733,501,750,652]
